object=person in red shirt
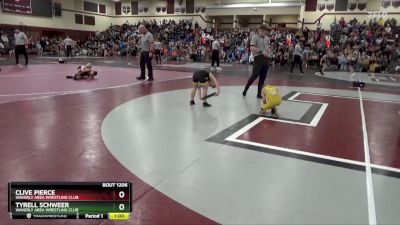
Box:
[325,35,331,48]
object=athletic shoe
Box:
[216,67,222,71]
[203,102,212,107]
[257,94,262,99]
[147,78,154,81]
[190,100,195,105]
[242,90,247,96]
[136,76,145,80]
[300,73,304,75]
[271,108,279,119]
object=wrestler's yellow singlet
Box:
[261,85,282,110]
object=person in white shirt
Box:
[154,38,162,64]
[211,37,222,70]
[1,32,9,55]
[317,21,322,30]
[290,43,304,75]
[64,36,74,58]
[14,29,28,66]
[0,41,4,69]
[385,24,391,34]
[0,42,4,55]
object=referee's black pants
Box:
[211,50,220,67]
[291,55,304,74]
[139,51,153,79]
[66,45,72,58]
[15,45,28,65]
[244,55,268,97]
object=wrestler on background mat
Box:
[66,63,97,80]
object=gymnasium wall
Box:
[213,16,234,29]
[271,15,299,28]
[217,0,305,3]
[206,6,300,16]
[0,0,113,31]
[1,0,399,34]
[111,0,211,28]
[0,0,211,33]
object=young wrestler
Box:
[259,85,282,119]
[66,63,97,80]
[190,69,220,107]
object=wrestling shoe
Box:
[271,108,280,119]
[203,102,212,107]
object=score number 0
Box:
[118,191,125,211]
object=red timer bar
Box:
[8,182,132,220]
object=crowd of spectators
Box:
[0,30,85,56]
[1,16,399,74]
[323,17,400,74]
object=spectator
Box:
[0,42,4,55]
[154,38,162,64]
[1,31,10,55]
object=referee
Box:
[136,24,155,81]
[14,28,28,66]
[243,25,270,98]
[64,36,74,58]
[211,36,221,70]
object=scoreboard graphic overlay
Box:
[8,182,132,220]
[2,0,32,14]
